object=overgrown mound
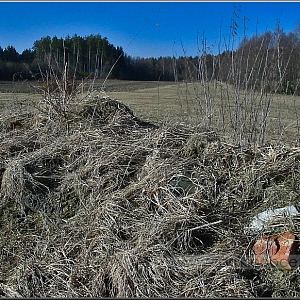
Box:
[1,95,300,297]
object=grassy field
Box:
[108,81,300,144]
[0,79,300,144]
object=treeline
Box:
[217,26,300,95]
[0,34,210,82]
[1,28,300,94]
[0,46,35,81]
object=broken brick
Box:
[253,231,299,271]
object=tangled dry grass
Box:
[1,91,300,297]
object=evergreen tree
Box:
[3,46,19,62]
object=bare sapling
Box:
[190,10,297,146]
[28,41,97,127]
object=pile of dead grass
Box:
[1,94,300,297]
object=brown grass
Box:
[0,82,300,297]
[1,79,300,144]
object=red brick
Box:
[253,232,299,271]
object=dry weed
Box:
[1,94,300,297]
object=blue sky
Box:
[0,1,300,58]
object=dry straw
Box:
[0,95,300,297]
[1,69,300,296]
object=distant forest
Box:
[2,26,300,94]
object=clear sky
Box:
[0,1,300,58]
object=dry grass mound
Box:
[1,94,300,297]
